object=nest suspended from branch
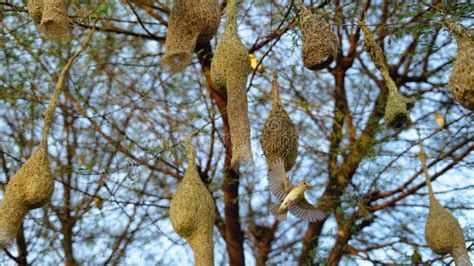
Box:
[27,0,44,24]
[0,129,55,248]
[39,0,70,40]
[384,86,415,129]
[169,136,215,265]
[299,5,338,71]
[162,0,220,73]
[260,73,298,172]
[361,22,414,129]
[211,0,252,169]
[0,32,93,248]
[3,147,54,210]
[444,21,474,111]
[419,145,472,265]
[0,147,52,248]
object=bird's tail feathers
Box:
[270,204,287,221]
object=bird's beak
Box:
[305,183,312,189]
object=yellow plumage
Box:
[249,54,265,73]
[434,112,445,128]
[94,196,103,210]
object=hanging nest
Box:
[299,5,338,71]
[162,0,220,73]
[419,147,472,265]
[384,85,415,129]
[360,22,414,129]
[210,0,253,169]
[0,34,92,248]
[0,107,54,248]
[4,147,54,209]
[27,0,44,24]
[0,146,54,248]
[169,136,215,265]
[39,0,70,40]
[444,21,474,111]
[0,99,56,249]
[260,73,298,172]
[425,198,471,264]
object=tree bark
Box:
[61,103,78,266]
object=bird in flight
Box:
[268,158,325,222]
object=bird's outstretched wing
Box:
[268,158,293,201]
[289,198,326,222]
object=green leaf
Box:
[96,3,109,15]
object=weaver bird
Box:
[434,112,445,128]
[249,54,265,73]
[268,158,325,222]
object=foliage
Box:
[0,0,472,265]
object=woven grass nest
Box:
[37,0,70,40]
[0,134,54,249]
[426,198,471,265]
[299,5,338,71]
[27,0,44,24]
[211,0,253,169]
[0,34,92,248]
[0,100,57,248]
[444,21,474,111]
[384,87,415,129]
[0,96,59,248]
[162,0,220,73]
[260,73,298,172]
[361,22,414,129]
[419,148,471,265]
[169,136,215,265]
[0,146,53,248]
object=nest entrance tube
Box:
[360,22,414,129]
[169,135,215,265]
[0,32,93,248]
[162,0,220,73]
[418,140,472,265]
[299,5,338,71]
[383,79,415,129]
[260,73,298,172]
[444,21,474,111]
[39,0,70,40]
[210,0,253,170]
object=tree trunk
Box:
[196,41,246,265]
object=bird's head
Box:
[298,181,312,189]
